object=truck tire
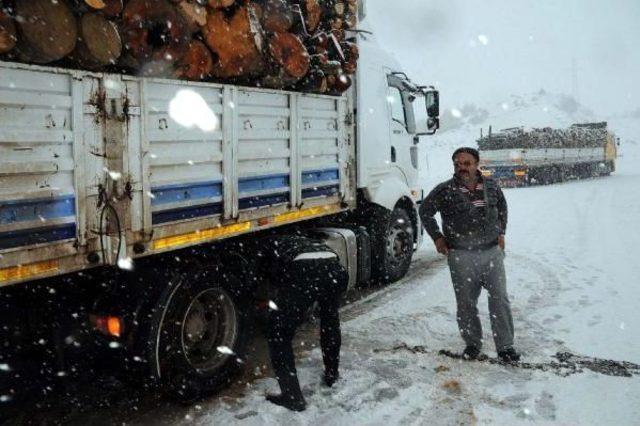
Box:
[148,264,253,402]
[370,206,414,284]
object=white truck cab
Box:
[352,15,440,282]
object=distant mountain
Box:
[439,90,597,134]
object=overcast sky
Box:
[366,0,640,117]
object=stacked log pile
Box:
[0,0,359,95]
[478,122,610,151]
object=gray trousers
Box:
[447,245,514,351]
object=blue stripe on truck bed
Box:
[0,223,77,250]
[238,174,290,193]
[152,202,223,224]
[302,185,340,199]
[150,170,340,222]
[151,181,223,206]
[302,168,339,184]
[0,195,75,225]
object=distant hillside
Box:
[439,90,596,134]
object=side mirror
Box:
[414,88,440,136]
[424,89,439,134]
[425,89,439,119]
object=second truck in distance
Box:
[478,122,618,186]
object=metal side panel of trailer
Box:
[481,147,607,168]
[0,62,355,286]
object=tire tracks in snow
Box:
[340,252,445,322]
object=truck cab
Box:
[352,22,439,282]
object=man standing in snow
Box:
[262,236,349,411]
[419,147,520,362]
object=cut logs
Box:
[261,32,309,89]
[72,13,122,69]
[0,10,17,54]
[208,0,236,9]
[174,39,214,80]
[2,0,360,95]
[303,0,322,32]
[121,0,191,76]
[177,1,208,33]
[261,0,294,33]
[268,32,309,79]
[83,0,124,18]
[14,0,78,63]
[203,5,266,78]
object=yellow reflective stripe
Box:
[152,203,342,251]
[0,260,59,283]
[153,222,252,250]
[274,204,341,223]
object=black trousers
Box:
[268,287,342,387]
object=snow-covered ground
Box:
[137,117,640,425]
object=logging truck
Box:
[0,0,439,407]
[478,122,618,186]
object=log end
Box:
[0,11,17,54]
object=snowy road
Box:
[158,124,640,425]
[14,122,639,425]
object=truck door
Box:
[386,83,419,190]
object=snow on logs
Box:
[0,0,359,95]
[477,123,612,150]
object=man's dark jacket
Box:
[419,174,507,250]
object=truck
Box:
[477,122,617,186]
[0,3,439,407]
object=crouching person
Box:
[261,235,349,412]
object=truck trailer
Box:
[0,4,439,407]
[478,122,617,186]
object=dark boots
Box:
[323,370,339,387]
[498,347,521,362]
[266,373,307,412]
[462,345,481,360]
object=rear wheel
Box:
[148,265,253,402]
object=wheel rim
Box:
[385,216,414,269]
[180,288,238,373]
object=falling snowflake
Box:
[451,108,462,118]
[478,34,490,45]
[217,346,235,355]
[117,257,134,271]
[104,168,122,180]
[268,300,279,311]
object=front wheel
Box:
[370,207,415,284]
[148,265,253,402]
